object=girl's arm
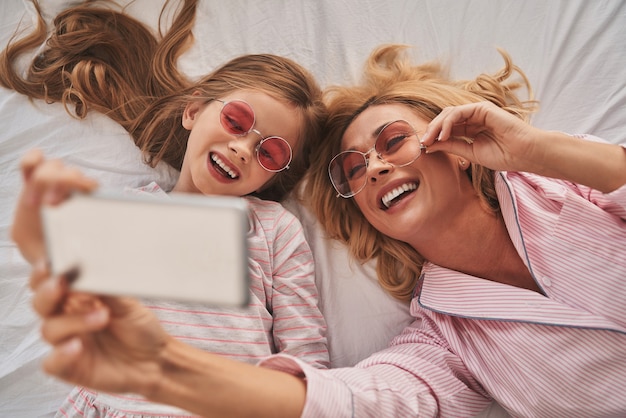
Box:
[268,205,329,368]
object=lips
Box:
[380,182,418,209]
[210,153,239,179]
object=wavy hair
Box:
[0,0,326,201]
[303,44,537,301]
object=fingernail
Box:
[85,308,108,326]
[34,258,47,272]
[60,337,82,355]
[63,267,80,285]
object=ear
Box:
[182,91,206,130]
[182,100,203,130]
[458,159,470,171]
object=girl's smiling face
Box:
[175,90,302,197]
[342,104,475,247]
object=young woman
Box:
[4,1,328,417]
[15,45,626,417]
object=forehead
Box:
[342,104,423,148]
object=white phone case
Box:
[42,191,250,307]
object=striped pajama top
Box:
[263,138,626,417]
[58,184,329,418]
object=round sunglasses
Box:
[328,120,426,198]
[214,99,293,172]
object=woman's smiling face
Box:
[176,90,302,197]
[342,103,474,246]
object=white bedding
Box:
[1,1,624,416]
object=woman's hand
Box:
[29,263,308,418]
[421,101,626,192]
[420,101,541,172]
[11,149,98,264]
[29,261,170,396]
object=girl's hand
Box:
[421,101,542,172]
[11,149,98,264]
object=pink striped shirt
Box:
[58,185,328,417]
[263,141,626,417]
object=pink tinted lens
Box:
[220,101,255,135]
[258,136,292,171]
[375,120,421,165]
[339,152,367,182]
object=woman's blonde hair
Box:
[304,44,537,302]
[0,0,326,201]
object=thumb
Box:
[43,337,83,380]
[425,137,473,160]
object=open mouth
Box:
[381,182,418,209]
[211,153,239,179]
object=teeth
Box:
[382,183,417,208]
[211,154,237,178]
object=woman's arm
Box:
[421,101,626,193]
[524,131,626,193]
[15,151,306,417]
[32,265,307,418]
[152,339,307,417]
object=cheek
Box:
[251,168,276,190]
[185,130,205,152]
[352,195,379,225]
[352,194,369,212]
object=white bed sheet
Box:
[1,1,624,417]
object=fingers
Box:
[40,306,109,345]
[42,337,84,381]
[422,102,490,146]
[17,150,99,210]
[425,137,475,160]
[32,267,109,330]
[64,292,102,314]
[29,259,50,291]
[31,273,66,317]
[102,295,146,318]
[19,150,99,208]
[27,159,99,207]
[20,148,45,181]
[13,152,99,263]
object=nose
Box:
[228,134,257,163]
[366,152,391,183]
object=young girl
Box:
[4,1,329,416]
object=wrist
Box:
[140,336,188,402]
[522,131,626,192]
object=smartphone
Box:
[42,191,250,307]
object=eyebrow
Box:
[373,122,388,137]
[344,122,389,152]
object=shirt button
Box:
[541,276,552,287]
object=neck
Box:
[415,202,540,293]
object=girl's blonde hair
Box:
[304,44,537,302]
[0,0,326,201]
